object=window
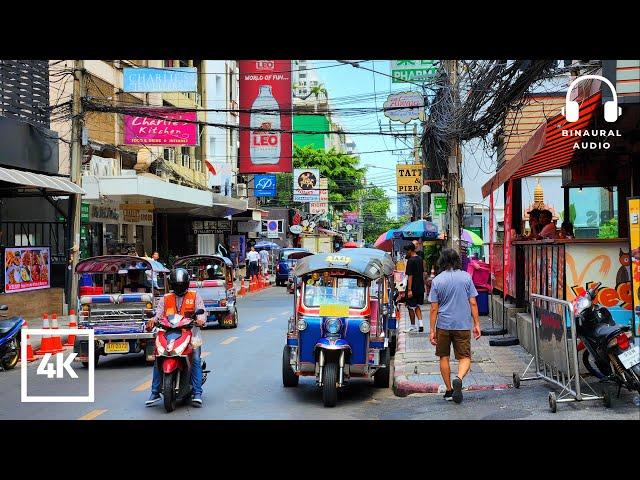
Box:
[164,60,174,67]
[568,186,618,239]
[303,277,367,309]
[178,60,189,68]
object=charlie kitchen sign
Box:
[120,204,154,226]
[192,220,231,235]
[396,164,422,193]
[124,110,198,145]
[123,67,198,93]
[391,60,439,83]
[383,91,425,124]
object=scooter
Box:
[0,305,24,371]
[574,283,640,398]
[152,308,209,412]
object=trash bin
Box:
[476,289,489,315]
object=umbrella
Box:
[373,228,398,251]
[394,220,439,240]
[254,241,281,250]
[461,229,484,246]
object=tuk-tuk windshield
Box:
[303,276,367,309]
[80,269,156,295]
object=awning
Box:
[317,227,346,239]
[0,165,85,195]
[482,92,601,198]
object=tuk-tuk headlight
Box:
[145,302,153,310]
[359,321,371,333]
[325,318,342,335]
[297,319,308,331]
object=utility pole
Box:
[69,60,85,311]
[413,123,423,220]
[445,59,462,252]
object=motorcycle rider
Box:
[145,268,207,408]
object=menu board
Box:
[4,247,50,293]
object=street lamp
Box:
[420,184,431,220]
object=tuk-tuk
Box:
[282,248,396,407]
[74,255,170,368]
[173,254,238,329]
[286,250,314,294]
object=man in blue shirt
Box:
[428,248,481,403]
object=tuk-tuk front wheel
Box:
[282,346,299,387]
[322,363,338,407]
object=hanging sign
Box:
[396,164,422,193]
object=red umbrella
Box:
[343,241,358,248]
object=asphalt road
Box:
[1,287,638,420]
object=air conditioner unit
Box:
[236,183,247,198]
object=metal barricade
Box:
[514,293,604,412]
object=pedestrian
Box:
[259,248,270,276]
[428,248,481,403]
[527,209,541,239]
[403,243,425,333]
[537,209,557,239]
[558,221,574,239]
[246,246,260,279]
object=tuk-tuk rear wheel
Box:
[373,349,391,388]
[282,346,299,387]
[322,363,338,407]
[81,348,101,369]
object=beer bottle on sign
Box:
[250,85,281,165]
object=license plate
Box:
[223,317,234,326]
[104,341,130,354]
[618,345,640,369]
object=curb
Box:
[392,308,513,397]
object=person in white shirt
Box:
[246,246,260,279]
[259,248,269,276]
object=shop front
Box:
[483,90,640,341]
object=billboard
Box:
[4,247,50,293]
[124,110,198,145]
[293,168,320,202]
[239,60,292,173]
[383,91,425,123]
[629,198,640,336]
[254,174,277,197]
[123,67,198,93]
[391,60,439,83]
[396,164,422,193]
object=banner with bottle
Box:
[238,60,292,173]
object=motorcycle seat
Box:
[582,323,627,343]
[0,317,23,334]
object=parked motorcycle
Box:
[574,283,640,399]
[0,305,24,371]
[152,308,209,412]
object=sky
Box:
[315,60,419,218]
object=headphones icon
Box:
[562,74,621,123]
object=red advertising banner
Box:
[124,110,198,145]
[4,247,50,293]
[238,60,292,173]
[503,180,513,299]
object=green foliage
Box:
[559,204,577,224]
[597,217,618,239]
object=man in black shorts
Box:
[404,244,425,333]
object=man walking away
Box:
[428,248,481,403]
[259,248,270,276]
[246,246,260,280]
[404,244,425,333]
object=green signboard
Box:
[391,60,439,83]
[433,194,447,215]
[81,202,90,223]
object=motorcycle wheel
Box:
[1,337,20,370]
[322,363,338,408]
[582,350,606,380]
[282,346,299,387]
[163,371,177,413]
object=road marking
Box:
[78,409,108,420]
[265,317,276,323]
[132,379,152,392]
[281,311,289,315]
[246,325,261,332]
[221,336,238,345]
[202,351,211,358]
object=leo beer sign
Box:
[239,60,292,174]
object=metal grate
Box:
[0,60,50,128]
[1,221,67,264]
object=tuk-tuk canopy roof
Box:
[344,247,395,276]
[286,250,314,261]
[173,254,233,268]
[293,248,393,280]
[76,255,170,274]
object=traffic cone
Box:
[37,313,64,354]
[65,310,77,346]
[249,276,256,292]
[50,313,65,352]
[23,318,36,362]
[238,278,246,296]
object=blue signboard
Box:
[123,67,198,93]
[254,174,277,197]
[397,194,412,217]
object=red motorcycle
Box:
[152,308,209,412]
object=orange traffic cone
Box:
[238,278,246,296]
[65,310,77,347]
[37,313,64,354]
[249,276,257,292]
[23,318,36,362]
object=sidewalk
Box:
[393,305,532,397]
